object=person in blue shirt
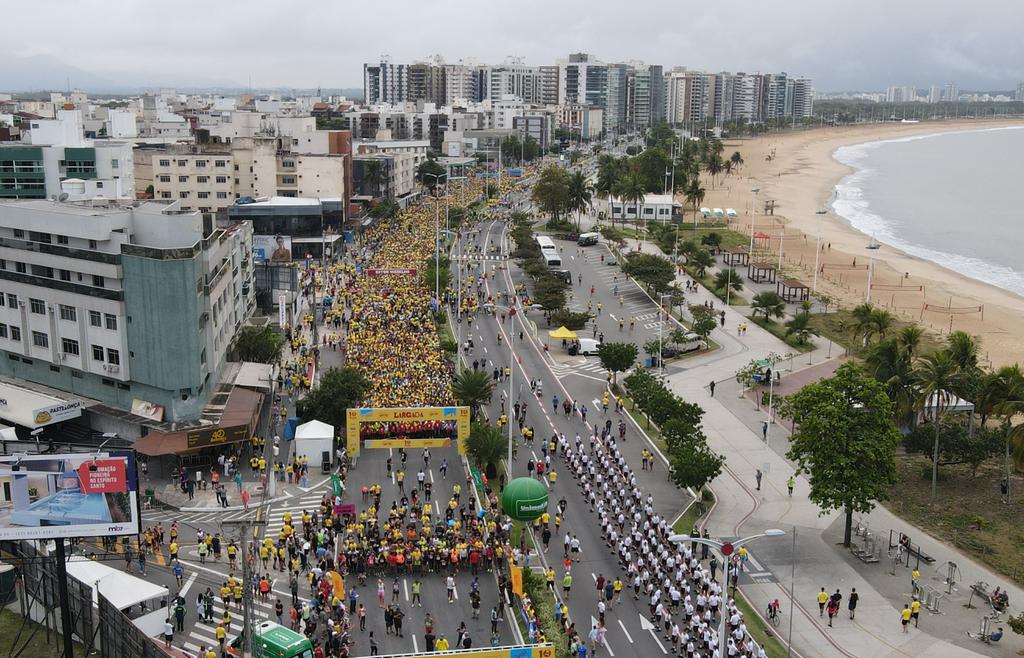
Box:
[577,643,588,658]
[990,627,1004,643]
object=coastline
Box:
[697,118,1024,367]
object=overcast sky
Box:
[4,0,1022,92]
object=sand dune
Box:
[694,119,1024,368]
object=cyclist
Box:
[767,598,781,623]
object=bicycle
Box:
[766,605,782,628]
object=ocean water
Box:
[833,126,1024,297]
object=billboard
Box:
[32,400,83,427]
[253,235,293,263]
[0,452,141,540]
[346,406,470,457]
[186,425,249,450]
[130,398,165,422]
[366,268,418,276]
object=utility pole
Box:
[223,513,265,658]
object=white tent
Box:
[294,420,335,465]
[65,555,168,609]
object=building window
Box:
[198,191,209,199]
[89,240,97,249]
[215,160,226,168]
[178,175,188,183]
[158,175,171,183]
[177,159,187,167]
[59,305,76,321]
[6,294,16,307]
[111,159,119,169]
[89,310,101,326]
[31,331,48,348]
[31,265,53,278]
[92,345,104,361]
[93,275,105,288]
[197,176,209,183]
[104,313,117,330]
[95,182,103,189]
[57,235,68,244]
[10,326,20,341]
[29,298,45,315]
[0,324,6,338]
[216,176,228,184]
[59,270,71,282]
[216,191,228,199]
[159,159,171,167]
[107,348,120,365]
[12,229,23,238]
[61,338,79,355]
[160,191,172,199]
[15,262,25,274]
[195,160,207,168]
[179,191,189,199]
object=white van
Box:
[575,338,601,356]
[577,232,599,246]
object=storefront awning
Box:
[0,382,84,429]
[133,387,264,456]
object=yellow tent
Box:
[548,326,577,340]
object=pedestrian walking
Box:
[762,421,768,441]
[817,588,828,617]
[163,618,173,649]
[709,380,716,397]
[827,597,839,627]
[900,604,911,633]
[848,588,858,619]
[787,476,795,497]
[755,469,763,491]
[911,597,921,627]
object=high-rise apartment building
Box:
[886,86,918,103]
[407,63,447,105]
[363,58,409,105]
[486,64,542,104]
[604,64,630,134]
[665,69,708,125]
[628,64,664,131]
[539,66,560,105]
[558,53,607,109]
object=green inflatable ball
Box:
[501,476,549,521]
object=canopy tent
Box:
[65,555,167,609]
[712,208,725,217]
[725,208,738,217]
[548,326,578,340]
[294,419,335,465]
[700,207,712,217]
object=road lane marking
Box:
[617,619,633,643]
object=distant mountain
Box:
[0,53,362,99]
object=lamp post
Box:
[749,187,760,255]
[658,293,671,379]
[812,209,826,294]
[670,529,786,658]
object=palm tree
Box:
[730,151,744,173]
[995,366,1024,488]
[453,369,494,420]
[690,250,714,277]
[865,338,917,426]
[615,168,647,240]
[784,312,819,345]
[851,303,876,344]
[896,325,925,356]
[567,170,594,233]
[945,330,980,372]
[466,423,506,478]
[363,159,387,199]
[914,351,966,500]
[723,160,734,178]
[713,268,743,297]
[869,308,896,341]
[595,154,621,196]
[751,291,786,321]
[684,179,705,226]
[704,153,724,189]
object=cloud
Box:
[2,0,1021,91]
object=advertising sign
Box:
[31,400,83,427]
[253,235,293,263]
[185,425,249,450]
[130,398,165,422]
[346,406,470,457]
[0,452,141,540]
[366,268,418,276]
[278,294,288,327]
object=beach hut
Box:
[700,207,712,218]
[725,208,737,218]
[712,208,725,219]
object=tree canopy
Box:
[781,362,901,546]
[621,253,675,294]
[597,342,638,383]
[298,367,371,433]
[532,167,572,222]
[234,325,284,364]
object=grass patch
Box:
[750,316,816,353]
[673,488,715,534]
[734,589,789,658]
[885,455,1024,585]
[807,310,942,358]
[0,608,91,657]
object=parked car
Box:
[605,255,618,266]
[569,338,602,356]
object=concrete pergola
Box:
[721,246,750,267]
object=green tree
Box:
[613,167,647,231]
[453,369,495,419]
[784,312,819,345]
[751,291,786,320]
[621,252,675,293]
[903,421,1004,477]
[700,232,722,252]
[368,199,399,220]
[466,423,506,478]
[363,159,387,198]
[533,276,568,312]
[945,330,980,373]
[532,167,571,222]
[547,309,591,331]
[668,443,723,492]
[684,179,706,225]
[234,325,284,364]
[597,342,638,383]
[712,268,743,297]
[869,308,896,341]
[689,250,714,277]
[416,158,447,189]
[864,338,917,427]
[781,362,901,547]
[914,350,968,500]
[298,367,371,433]
[567,170,594,232]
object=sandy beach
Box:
[697,119,1024,368]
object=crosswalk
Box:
[181,587,285,656]
[550,358,607,378]
[262,492,328,539]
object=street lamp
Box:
[812,209,826,294]
[670,529,786,657]
[658,293,671,379]
[749,187,760,255]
